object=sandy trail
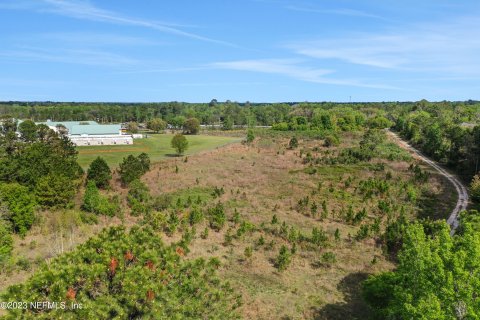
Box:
[387,130,468,235]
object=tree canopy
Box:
[118,153,150,185]
[0,120,82,208]
[146,118,166,133]
[183,117,200,135]
[363,221,480,319]
[1,226,241,319]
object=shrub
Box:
[127,180,150,204]
[16,256,31,271]
[208,203,226,231]
[256,236,265,247]
[320,252,337,267]
[356,224,370,240]
[232,209,240,225]
[152,194,172,210]
[82,181,100,213]
[0,222,13,263]
[201,227,209,239]
[367,116,393,129]
[244,246,253,259]
[0,183,36,236]
[334,228,340,241]
[188,207,204,226]
[310,227,328,247]
[82,181,118,217]
[236,220,256,238]
[289,136,298,149]
[272,122,289,131]
[271,214,279,224]
[324,135,340,147]
[246,130,255,144]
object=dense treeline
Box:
[0,101,291,126]
[391,101,480,181]
[0,119,82,237]
[2,100,475,128]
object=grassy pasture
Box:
[76,133,240,168]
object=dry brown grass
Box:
[0,208,140,293]
[2,131,456,319]
[135,133,456,319]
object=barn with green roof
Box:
[37,120,132,146]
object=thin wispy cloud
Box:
[210,59,396,89]
[0,46,140,67]
[288,16,480,75]
[38,32,163,47]
[6,0,237,47]
[285,5,382,19]
[170,81,267,87]
[112,67,208,75]
[211,59,331,81]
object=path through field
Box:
[387,130,468,235]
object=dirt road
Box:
[387,130,468,235]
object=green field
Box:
[76,134,240,168]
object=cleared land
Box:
[1,131,457,319]
[136,132,456,319]
[76,133,240,168]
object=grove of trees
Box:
[0,119,82,227]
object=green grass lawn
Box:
[76,134,240,169]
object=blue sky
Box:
[0,0,479,102]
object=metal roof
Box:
[70,124,120,135]
[36,120,121,136]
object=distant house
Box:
[460,122,476,129]
[36,120,133,146]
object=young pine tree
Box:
[289,136,298,149]
[275,245,292,271]
[82,181,100,213]
[87,157,112,189]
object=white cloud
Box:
[210,59,396,89]
[0,46,140,67]
[285,5,382,19]
[288,16,480,75]
[6,0,236,47]
[211,59,331,80]
[38,32,162,47]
